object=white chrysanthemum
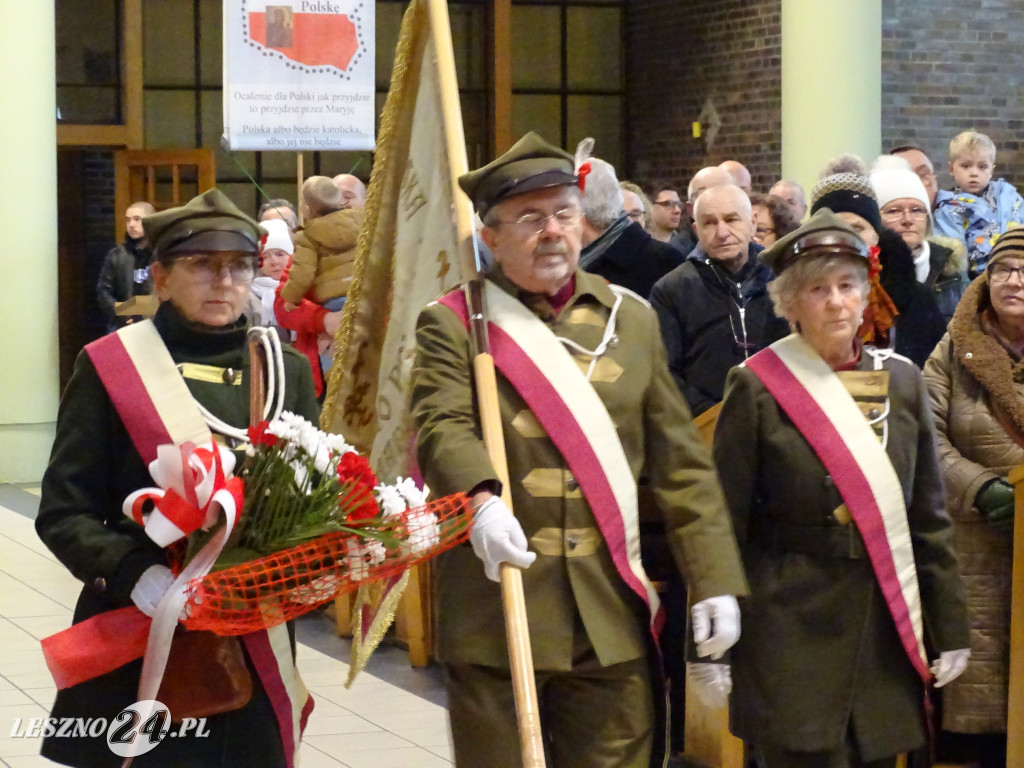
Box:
[290,460,310,492]
[402,509,440,555]
[395,477,427,509]
[324,433,352,453]
[375,484,407,520]
[313,447,332,475]
[346,539,388,581]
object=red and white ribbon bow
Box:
[122,441,244,547]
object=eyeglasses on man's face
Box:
[755,226,776,237]
[501,207,583,237]
[880,205,929,221]
[626,209,645,223]
[654,200,683,211]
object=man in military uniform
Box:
[410,132,749,768]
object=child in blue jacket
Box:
[934,130,1024,276]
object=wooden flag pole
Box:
[248,329,267,426]
[426,0,546,765]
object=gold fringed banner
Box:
[321,0,460,477]
[318,0,468,679]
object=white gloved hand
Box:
[469,496,537,582]
[931,647,971,688]
[130,564,176,618]
[687,662,732,709]
[692,594,741,660]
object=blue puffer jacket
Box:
[934,178,1024,276]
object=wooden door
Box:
[113,149,216,239]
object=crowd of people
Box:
[49,128,1024,768]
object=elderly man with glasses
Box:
[872,155,968,322]
[410,132,748,768]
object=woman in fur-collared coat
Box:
[922,228,1024,768]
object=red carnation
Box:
[336,452,380,523]
[336,451,377,489]
[247,421,278,447]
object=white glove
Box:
[692,594,741,660]
[687,662,732,709]
[469,496,537,582]
[130,564,176,618]
[931,647,971,688]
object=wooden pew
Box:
[682,402,747,768]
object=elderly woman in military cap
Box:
[36,189,318,768]
[705,209,971,767]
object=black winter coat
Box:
[36,303,320,768]
[925,239,968,324]
[879,229,946,367]
[583,221,686,299]
[96,237,153,330]
[649,246,790,415]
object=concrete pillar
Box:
[0,0,58,482]
[781,0,882,199]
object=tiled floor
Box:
[0,490,454,768]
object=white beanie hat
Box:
[869,155,929,211]
[261,217,294,255]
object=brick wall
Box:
[881,0,1024,190]
[625,0,782,196]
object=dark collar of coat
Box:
[949,275,1024,436]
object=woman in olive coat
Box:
[709,209,970,767]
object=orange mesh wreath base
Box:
[181,494,471,636]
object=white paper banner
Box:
[223,1,375,151]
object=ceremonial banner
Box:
[223,1,375,151]
[319,0,477,679]
[320,0,469,480]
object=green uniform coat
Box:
[713,350,970,760]
[35,302,320,768]
[411,268,749,671]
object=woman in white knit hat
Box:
[871,155,968,322]
[248,217,294,331]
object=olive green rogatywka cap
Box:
[458,131,577,217]
[144,188,265,259]
[761,208,869,276]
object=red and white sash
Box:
[439,281,663,633]
[86,320,211,464]
[44,321,311,767]
[745,333,928,681]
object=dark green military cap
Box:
[458,131,577,217]
[144,188,265,259]
[761,207,868,275]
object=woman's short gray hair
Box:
[768,254,870,322]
